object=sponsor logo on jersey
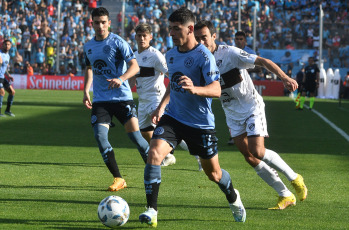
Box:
[88,49,92,55]
[207,71,219,77]
[198,49,209,61]
[184,56,194,68]
[142,56,148,62]
[170,72,186,93]
[93,59,112,75]
[153,126,164,136]
[169,57,174,64]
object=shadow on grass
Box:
[1,98,349,155]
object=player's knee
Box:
[147,148,164,164]
[93,124,110,149]
[206,171,221,183]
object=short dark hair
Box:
[235,31,246,38]
[194,20,216,35]
[3,39,12,44]
[91,7,109,19]
[168,7,195,25]
[135,23,152,34]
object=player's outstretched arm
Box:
[107,59,140,89]
[254,57,298,92]
[179,76,221,97]
[83,66,93,109]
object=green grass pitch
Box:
[1,90,348,229]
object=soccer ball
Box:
[97,195,130,228]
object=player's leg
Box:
[92,103,126,191]
[200,155,246,222]
[309,90,315,110]
[299,89,306,110]
[190,127,245,222]
[139,115,176,227]
[117,101,149,163]
[5,83,15,117]
[0,85,5,117]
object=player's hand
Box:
[107,78,123,89]
[83,93,92,109]
[178,76,196,94]
[282,77,298,92]
[151,108,164,125]
[8,75,14,81]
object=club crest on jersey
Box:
[216,59,223,68]
[103,45,111,54]
[184,56,194,68]
[240,50,250,57]
[169,57,174,64]
[248,123,255,131]
[88,49,92,55]
[154,127,164,136]
[142,56,148,62]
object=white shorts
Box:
[227,111,269,138]
[138,100,160,130]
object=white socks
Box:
[262,149,297,181]
[254,161,291,197]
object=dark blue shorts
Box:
[0,78,11,89]
[91,101,137,126]
[152,115,218,159]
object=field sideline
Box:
[1,90,348,229]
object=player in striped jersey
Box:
[194,20,307,210]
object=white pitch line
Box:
[304,105,349,142]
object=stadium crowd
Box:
[0,0,348,76]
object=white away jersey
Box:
[214,45,264,121]
[135,46,167,102]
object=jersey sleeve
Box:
[232,47,257,69]
[201,51,220,85]
[115,38,136,63]
[154,51,168,74]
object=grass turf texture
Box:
[1,90,348,229]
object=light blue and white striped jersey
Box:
[0,51,10,79]
[84,33,135,103]
[165,44,220,129]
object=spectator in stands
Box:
[35,48,45,70]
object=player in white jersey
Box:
[130,23,202,169]
[0,40,16,117]
[194,20,308,210]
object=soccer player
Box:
[131,23,202,170]
[299,57,319,110]
[83,7,149,192]
[0,40,15,117]
[194,20,308,210]
[130,23,176,167]
[139,8,246,227]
